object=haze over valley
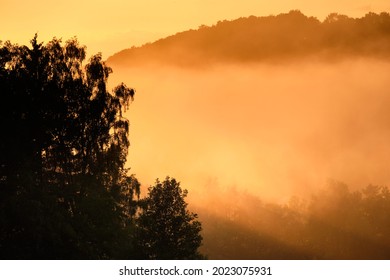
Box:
[105,11,390,258]
[107,11,390,202]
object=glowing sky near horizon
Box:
[1,0,389,58]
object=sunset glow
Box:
[1,0,389,57]
[2,0,390,260]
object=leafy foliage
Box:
[136,177,204,259]
[0,35,139,259]
[0,36,204,259]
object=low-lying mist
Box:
[109,58,390,202]
[108,57,390,258]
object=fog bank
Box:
[109,59,390,202]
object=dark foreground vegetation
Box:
[0,37,203,259]
[108,10,390,66]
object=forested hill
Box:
[107,10,390,67]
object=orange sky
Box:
[1,0,389,58]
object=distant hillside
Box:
[107,10,390,67]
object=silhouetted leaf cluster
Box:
[135,177,203,259]
[108,10,390,67]
[0,36,203,259]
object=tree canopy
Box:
[136,177,203,259]
[0,36,205,260]
[0,35,140,259]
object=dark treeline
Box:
[197,181,390,259]
[107,10,390,67]
[0,37,203,259]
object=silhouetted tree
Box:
[136,177,204,259]
[0,35,139,259]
